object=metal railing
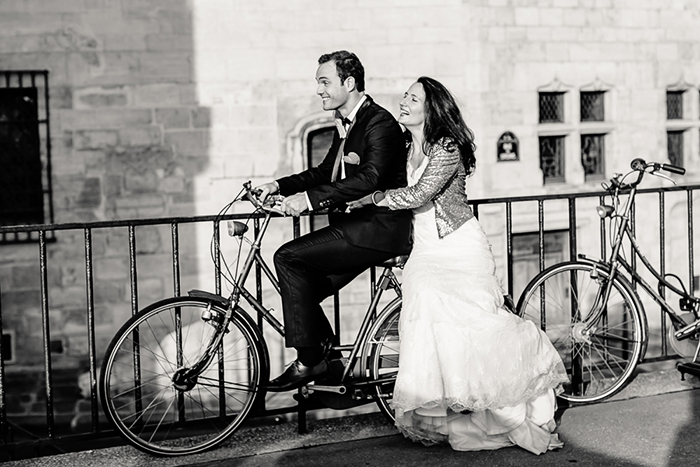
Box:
[1,183,699,459]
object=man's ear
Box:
[344,76,356,92]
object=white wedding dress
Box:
[392,156,569,454]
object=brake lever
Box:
[261,195,286,216]
[652,171,676,185]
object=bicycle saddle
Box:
[380,255,408,268]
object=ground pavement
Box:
[5,365,700,467]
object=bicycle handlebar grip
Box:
[661,163,685,175]
[630,158,646,171]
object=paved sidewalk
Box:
[5,366,700,467]
[198,390,700,467]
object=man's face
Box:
[315,60,350,112]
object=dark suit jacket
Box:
[276,96,412,254]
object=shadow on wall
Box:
[0,0,214,444]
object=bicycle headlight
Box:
[596,205,614,218]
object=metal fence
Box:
[1,182,699,459]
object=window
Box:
[306,126,335,231]
[580,91,605,122]
[538,80,613,186]
[667,130,684,167]
[2,330,15,364]
[579,90,608,180]
[539,136,565,183]
[666,91,683,120]
[0,71,53,242]
[539,92,564,123]
[581,134,605,180]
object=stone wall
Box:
[1,0,700,435]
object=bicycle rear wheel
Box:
[100,297,269,456]
[367,299,401,422]
[517,261,647,404]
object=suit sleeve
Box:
[275,133,341,196]
[305,113,403,210]
[385,142,461,210]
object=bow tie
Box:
[334,112,352,126]
[334,112,353,139]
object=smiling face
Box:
[398,82,426,129]
[315,60,352,114]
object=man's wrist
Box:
[272,181,280,193]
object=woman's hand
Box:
[346,193,374,211]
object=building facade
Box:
[2,0,700,432]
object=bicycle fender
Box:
[187,289,230,308]
[575,256,610,272]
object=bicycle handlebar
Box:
[241,181,286,215]
[630,158,686,176]
[608,158,686,192]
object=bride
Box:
[348,76,568,454]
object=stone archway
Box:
[285,111,335,174]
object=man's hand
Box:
[254,182,279,203]
[280,193,308,217]
[346,193,374,211]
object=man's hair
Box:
[318,50,365,92]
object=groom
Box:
[255,50,412,391]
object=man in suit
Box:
[256,50,412,391]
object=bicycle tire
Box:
[366,298,401,423]
[99,296,269,456]
[517,261,647,404]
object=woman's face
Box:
[398,82,426,129]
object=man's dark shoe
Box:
[264,359,329,392]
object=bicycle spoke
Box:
[101,299,265,455]
[519,263,643,403]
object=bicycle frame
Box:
[581,171,696,335]
[192,188,404,394]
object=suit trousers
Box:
[273,223,398,349]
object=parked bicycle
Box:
[517,158,699,405]
[99,182,406,456]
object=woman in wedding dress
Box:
[348,76,568,454]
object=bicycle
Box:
[516,158,698,405]
[98,182,406,456]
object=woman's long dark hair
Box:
[417,76,477,176]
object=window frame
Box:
[0,70,54,243]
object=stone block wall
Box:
[1,0,700,435]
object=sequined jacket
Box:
[385,138,474,238]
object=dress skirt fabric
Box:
[393,184,568,454]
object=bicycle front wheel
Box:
[367,298,401,423]
[517,261,647,404]
[100,297,269,456]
